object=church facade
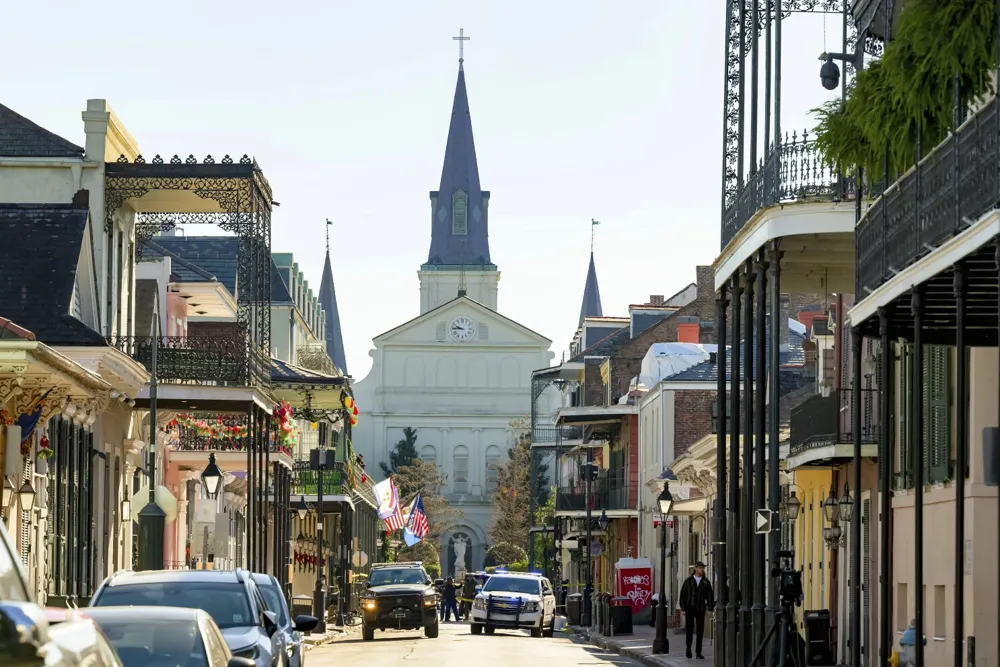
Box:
[352,59,554,575]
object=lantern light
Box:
[18,479,35,512]
[201,453,223,499]
[657,483,674,516]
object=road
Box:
[306,621,639,666]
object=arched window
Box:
[420,445,437,464]
[452,191,468,235]
[485,446,502,494]
[453,445,469,494]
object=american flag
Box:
[405,493,429,540]
[383,479,407,531]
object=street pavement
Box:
[305,620,642,666]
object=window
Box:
[898,344,953,488]
[452,191,468,235]
[453,445,469,494]
[420,445,437,464]
[485,445,502,493]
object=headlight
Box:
[423,596,438,607]
[233,644,260,660]
[524,601,540,612]
[363,598,378,611]
[473,598,486,610]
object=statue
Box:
[453,535,468,574]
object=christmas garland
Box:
[272,401,299,447]
[171,414,248,440]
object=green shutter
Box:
[926,346,951,483]
[898,344,914,490]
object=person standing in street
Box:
[441,576,460,622]
[679,561,714,659]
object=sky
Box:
[2,1,842,379]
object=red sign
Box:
[615,567,653,611]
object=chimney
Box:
[709,351,718,365]
[677,322,700,343]
[649,294,665,306]
[71,189,89,209]
[81,99,111,163]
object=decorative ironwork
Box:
[788,388,879,457]
[170,412,293,457]
[290,459,348,497]
[107,335,269,386]
[722,130,852,247]
[555,476,629,512]
[856,95,999,297]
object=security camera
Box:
[820,58,840,91]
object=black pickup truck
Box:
[359,562,440,641]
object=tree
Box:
[487,427,533,554]
[380,427,419,478]
[379,531,394,563]
[391,458,460,544]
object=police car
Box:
[470,570,556,638]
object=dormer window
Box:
[452,190,468,235]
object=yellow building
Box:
[790,469,833,615]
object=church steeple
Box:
[319,230,348,374]
[425,60,491,268]
[578,252,603,327]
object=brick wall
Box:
[584,358,605,406]
[673,389,716,457]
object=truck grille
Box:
[487,597,523,613]
[378,595,422,612]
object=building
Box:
[351,58,554,574]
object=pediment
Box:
[373,296,551,348]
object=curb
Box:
[572,627,672,667]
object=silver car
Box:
[250,574,317,667]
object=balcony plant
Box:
[814,0,997,179]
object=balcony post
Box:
[727,273,743,665]
[877,307,894,667]
[713,285,729,667]
[910,287,926,667]
[850,327,863,667]
[954,264,968,667]
[766,241,782,634]
[740,261,755,662]
[752,249,768,651]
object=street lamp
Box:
[653,483,674,655]
[121,500,131,523]
[839,482,854,524]
[784,491,802,522]
[2,477,14,509]
[17,479,35,512]
[598,510,610,532]
[296,496,309,521]
[201,453,223,499]
[823,485,840,524]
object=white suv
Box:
[470,572,556,638]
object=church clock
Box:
[449,316,476,342]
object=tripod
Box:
[746,599,800,667]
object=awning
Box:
[671,497,708,516]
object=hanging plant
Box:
[813,0,997,179]
[36,435,53,460]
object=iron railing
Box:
[107,335,271,387]
[722,130,853,248]
[856,95,1000,296]
[289,459,347,497]
[532,425,585,446]
[555,476,632,513]
[789,388,879,457]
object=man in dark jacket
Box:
[460,574,477,620]
[441,577,460,622]
[679,561,714,659]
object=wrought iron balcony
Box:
[555,476,631,513]
[789,388,879,458]
[107,335,270,387]
[290,459,348,497]
[856,95,1000,296]
[722,130,852,249]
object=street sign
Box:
[755,509,772,534]
[352,550,369,568]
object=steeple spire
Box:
[578,252,603,327]
[425,57,492,268]
[319,235,348,375]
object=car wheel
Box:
[424,621,440,638]
[531,624,543,638]
[543,616,555,638]
[484,625,495,636]
[362,623,375,641]
[470,623,483,635]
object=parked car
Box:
[90,569,280,667]
[0,520,101,666]
[250,574,317,667]
[82,606,254,667]
[470,571,557,638]
[360,562,439,641]
[42,609,123,667]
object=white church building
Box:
[351,57,554,575]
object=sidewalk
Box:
[302,623,362,651]
[572,624,714,667]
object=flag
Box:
[383,480,407,532]
[591,218,600,226]
[402,494,429,546]
[372,478,399,520]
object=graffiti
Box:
[622,574,650,587]
[626,588,652,607]
[617,567,654,610]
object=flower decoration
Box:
[271,401,299,447]
[36,435,53,460]
[171,414,247,443]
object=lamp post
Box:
[200,454,223,569]
[2,477,14,510]
[581,451,598,627]
[138,316,165,571]
[653,483,674,655]
[310,430,330,632]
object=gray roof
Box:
[0,203,104,344]
[319,252,348,374]
[662,326,807,383]
[578,252,603,327]
[0,103,84,158]
[425,64,491,267]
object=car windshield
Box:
[256,583,289,626]
[94,582,254,629]
[482,576,540,596]
[92,617,207,667]
[368,568,427,586]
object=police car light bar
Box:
[494,568,509,573]
[528,571,544,577]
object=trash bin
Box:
[566,593,583,626]
[292,595,313,619]
[802,609,834,666]
[610,597,633,635]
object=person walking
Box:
[679,561,714,659]
[441,576,460,622]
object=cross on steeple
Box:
[453,28,470,64]
[326,218,332,252]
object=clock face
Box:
[450,316,477,341]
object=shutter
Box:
[862,498,871,665]
[927,346,951,483]
[898,345,914,489]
